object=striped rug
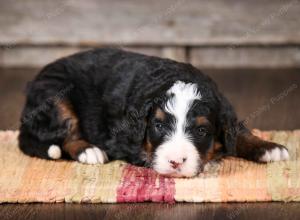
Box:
[0,130,299,203]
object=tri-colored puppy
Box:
[19,48,289,177]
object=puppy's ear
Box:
[216,94,238,156]
[126,99,153,142]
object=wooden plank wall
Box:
[0,0,300,68]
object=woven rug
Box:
[0,130,299,203]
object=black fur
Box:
[18,48,253,167]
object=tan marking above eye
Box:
[155,108,166,121]
[195,116,210,126]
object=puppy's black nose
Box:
[169,158,187,169]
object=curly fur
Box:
[18,48,289,177]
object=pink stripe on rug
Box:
[117,165,175,203]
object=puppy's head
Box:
[144,81,236,177]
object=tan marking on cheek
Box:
[204,140,223,162]
[195,116,210,126]
[144,139,153,153]
[155,108,166,121]
[143,134,154,162]
[213,141,223,151]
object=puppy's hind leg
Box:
[19,86,68,160]
[63,140,108,164]
[57,101,108,164]
[18,130,63,160]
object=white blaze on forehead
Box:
[165,80,202,136]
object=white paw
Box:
[259,147,289,162]
[77,146,108,164]
[48,145,62,160]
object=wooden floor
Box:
[1,203,300,220]
[0,67,300,219]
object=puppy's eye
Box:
[196,127,208,137]
[154,122,164,131]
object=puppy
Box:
[19,48,289,177]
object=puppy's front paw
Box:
[259,145,289,162]
[77,146,108,164]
